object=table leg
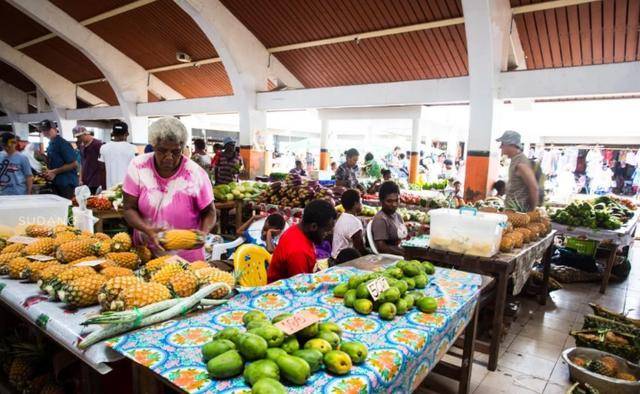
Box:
[458,305,478,394]
[538,243,554,306]
[600,246,618,294]
[94,219,103,234]
[488,271,508,371]
[235,201,243,230]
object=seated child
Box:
[236,213,286,253]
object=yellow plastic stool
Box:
[233,244,272,287]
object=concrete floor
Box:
[417,246,639,394]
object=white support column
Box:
[409,117,421,184]
[0,79,29,114]
[8,0,183,129]
[128,116,148,145]
[12,122,29,139]
[53,108,77,140]
[319,118,330,171]
[461,0,511,202]
[36,88,50,112]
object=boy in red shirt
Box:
[267,200,337,283]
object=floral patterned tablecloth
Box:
[108,266,481,394]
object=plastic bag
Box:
[72,186,97,233]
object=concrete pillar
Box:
[319,119,330,171]
[239,107,266,179]
[461,0,511,201]
[409,118,421,184]
[57,118,77,140]
[12,122,29,139]
[36,88,50,113]
[129,116,148,145]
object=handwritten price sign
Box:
[7,235,36,244]
[366,277,390,301]
[27,255,55,261]
[274,310,321,336]
[74,259,106,267]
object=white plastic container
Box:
[428,207,508,257]
[0,194,71,237]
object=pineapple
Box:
[150,262,186,286]
[8,357,35,390]
[140,255,173,278]
[39,382,65,394]
[168,270,199,297]
[105,252,140,270]
[69,255,100,266]
[43,266,97,299]
[55,239,102,263]
[23,373,50,394]
[571,356,589,368]
[0,237,6,252]
[1,243,25,254]
[58,274,107,307]
[513,227,533,243]
[133,245,152,263]
[195,267,235,299]
[53,225,77,234]
[24,224,52,238]
[0,252,23,272]
[158,229,205,250]
[37,265,70,289]
[188,260,210,271]
[94,239,112,256]
[111,232,132,252]
[52,231,78,247]
[21,260,60,282]
[6,257,31,279]
[505,210,531,227]
[98,276,143,310]
[499,235,515,253]
[23,238,56,256]
[93,232,111,241]
[113,282,171,311]
[588,359,616,377]
[99,266,134,279]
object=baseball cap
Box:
[112,121,128,134]
[222,137,235,146]
[72,125,89,137]
[38,119,54,132]
[496,130,522,146]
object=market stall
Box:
[403,229,556,372]
[107,257,483,394]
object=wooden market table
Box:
[551,210,639,294]
[92,209,125,233]
[404,231,556,372]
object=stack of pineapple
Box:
[499,208,553,253]
[0,226,236,312]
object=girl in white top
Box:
[332,189,368,259]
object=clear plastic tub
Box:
[428,207,508,257]
[0,194,71,237]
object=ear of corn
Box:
[158,229,204,250]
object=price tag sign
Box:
[74,259,105,267]
[273,310,321,336]
[27,255,55,261]
[366,277,390,301]
[7,235,36,244]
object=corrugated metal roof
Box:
[50,0,136,21]
[153,62,233,98]
[0,1,51,46]
[512,0,640,69]
[222,0,468,86]
[0,61,35,92]
[81,81,119,106]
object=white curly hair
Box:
[148,117,188,147]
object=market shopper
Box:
[332,189,367,259]
[39,120,78,199]
[335,148,362,190]
[122,117,216,261]
[215,137,242,185]
[0,133,32,195]
[363,152,382,179]
[371,181,408,255]
[75,126,105,194]
[290,160,307,177]
[99,121,137,189]
[496,130,539,211]
[191,138,212,172]
[267,199,337,283]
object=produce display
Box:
[408,179,449,191]
[255,174,343,207]
[332,260,438,320]
[397,207,430,224]
[363,191,451,209]
[551,196,635,230]
[499,209,552,253]
[214,181,269,202]
[0,225,236,349]
[570,354,638,381]
[201,310,369,391]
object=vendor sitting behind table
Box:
[367,169,392,194]
[335,148,363,191]
[267,199,336,283]
[371,181,408,255]
[289,160,307,177]
[332,189,367,260]
[122,117,216,262]
[236,212,286,253]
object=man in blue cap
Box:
[39,120,78,199]
[215,137,242,185]
[496,130,539,211]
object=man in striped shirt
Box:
[215,137,242,185]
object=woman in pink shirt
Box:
[122,117,216,261]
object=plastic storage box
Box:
[0,194,71,237]
[428,208,508,257]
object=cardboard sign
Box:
[74,259,105,267]
[7,235,36,244]
[27,255,55,261]
[366,276,390,301]
[273,310,321,336]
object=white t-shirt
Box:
[331,212,363,259]
[99,141,137,188]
